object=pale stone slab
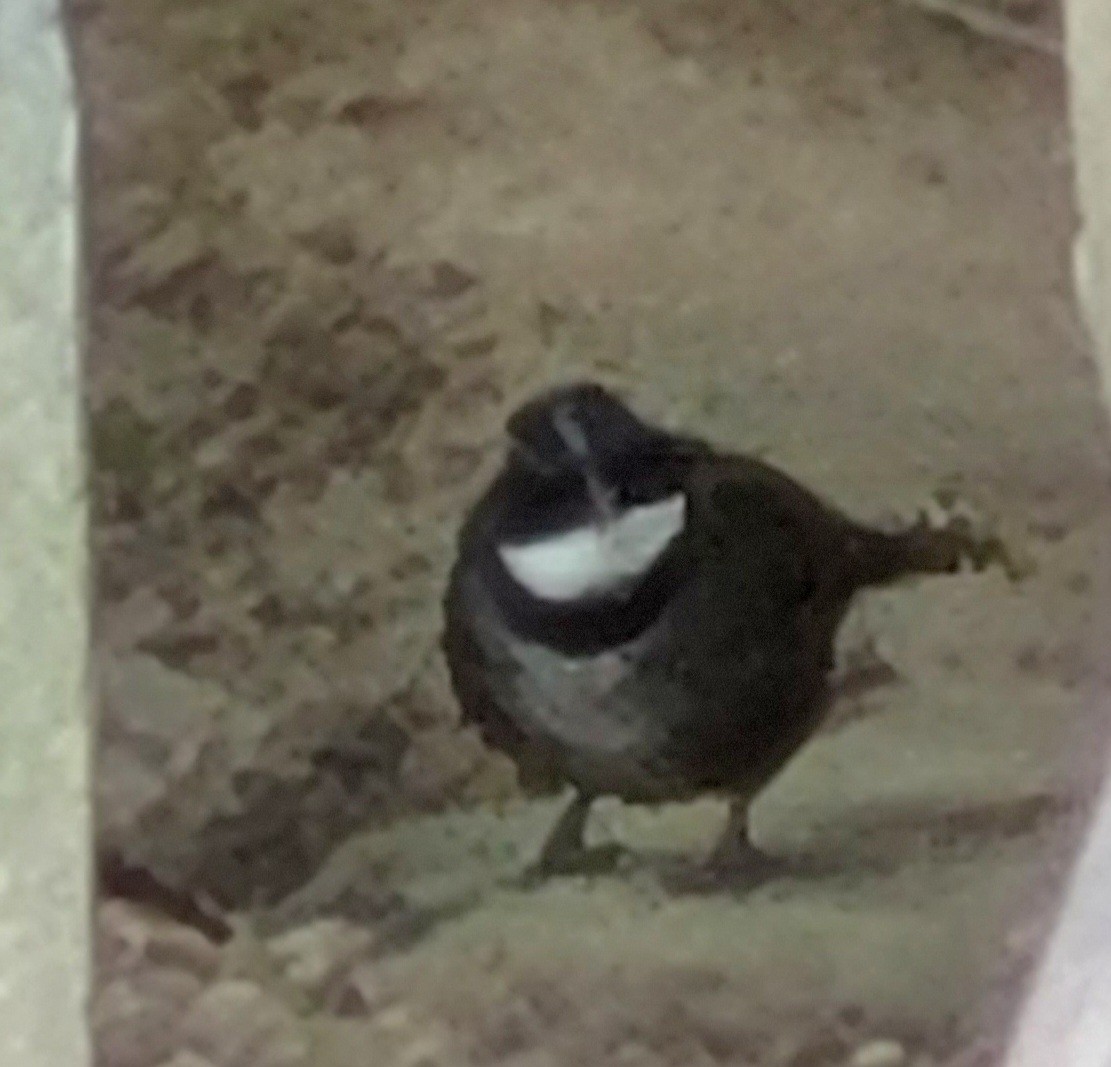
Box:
[0,1,90,1064]
[1007,4,1111,1064]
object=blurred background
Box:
[79,1,1111,1065]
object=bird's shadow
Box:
[500,789,1080,900]
[256,789,1080,964]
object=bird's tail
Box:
[839,507,1019,592]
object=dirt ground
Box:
[80,0,1111,1064]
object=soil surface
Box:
[79,1,1111,1065]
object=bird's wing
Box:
[683,453,850,615]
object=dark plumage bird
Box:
[442,382,1010,878]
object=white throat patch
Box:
[498,493,687,603]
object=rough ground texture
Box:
[80,0,1111,1064]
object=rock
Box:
[609,1043,665,1067]
[97,900,152,978]
[777,1027,849,1067]
[397,725,495,809]
[93,969,205,1067]
[178,980,311,1067]
[113,216,213,302]
[97,587,176,654]
[155,1055,218,1067]
[848,1039,909,1067]
[96,747,169,843]
[266,919,374,998]
[97,900,223,982]
[393,1033,453,1067]
[143,919,225,981]
[326,960,391,1017]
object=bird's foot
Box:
[656,836,792,896]
[519,793,634,886]
[521,842,632,886]
[702,836,792,887]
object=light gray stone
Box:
[93,969,204,1067]
[0,1,89,1066]
[1006,6,1111,1065]
[178,981,311,1067]
[848,1039,908,1067]
[265,919,375,998]
[1067,0,1111,419]
[1006,773,1111,1066]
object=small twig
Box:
[897,0,1063,56]
[97,848,233,943]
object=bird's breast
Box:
[499,634,658,754]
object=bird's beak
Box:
[552,404,618,526]
[582,469,618,527]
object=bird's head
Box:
[495,382,693,603]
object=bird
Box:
[442,381,1013,880]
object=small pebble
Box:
[848,1039,908,1067]
[327,961,391,1018]
[156,1055,218,1067]
[145,920,224,981]
[266,919,374,997]
[178,980,310,1067]
[93,969,204,1067]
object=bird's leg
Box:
[709,797,760,866]
[536,792,594,873]
[706,798,788,882]
[525,793,629,881]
